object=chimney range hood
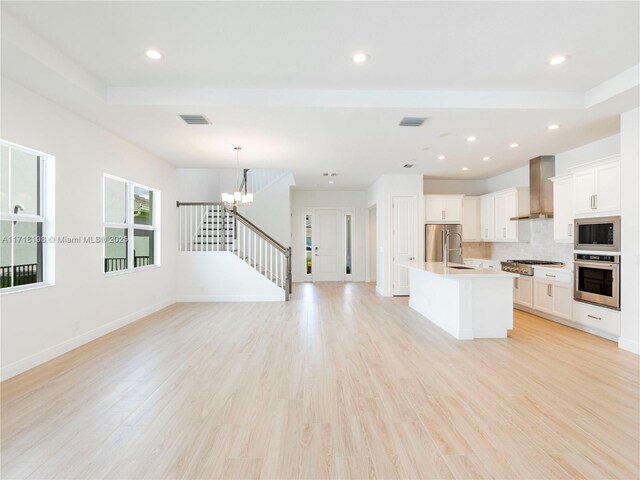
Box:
[511,155,555,220]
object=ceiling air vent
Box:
[399,117,427,127]
[179,114,211,125]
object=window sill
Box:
[103,264,161,277]
[0,282,55,296]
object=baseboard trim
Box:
[1,297,176,382]
[176,294,285,302]
[618,337,640,355]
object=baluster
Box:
[189,205,193,252]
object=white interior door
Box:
[313,209,343,281]
[392,196,416,295]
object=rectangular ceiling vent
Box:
[399,117,427,127]
[179,114,211,125]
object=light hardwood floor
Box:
[1,282,639,479]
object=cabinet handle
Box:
[484,228,488,238]
[594,194,597,209]
[590,194,597,210]
[442,210,445,220]
[514,278,519,289]
[545,274,556,278]
[568,223,573,237]
[547,284,552,296]
[587,314,601,321]
[503,227,506,238]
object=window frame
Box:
[103,174,160,275]
[0,140,55,294]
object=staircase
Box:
[177,202,292,300]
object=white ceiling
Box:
[1,1,639,189]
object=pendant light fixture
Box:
[221,146,253,207]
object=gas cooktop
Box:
[500,260,564,276]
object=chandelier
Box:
[221,146,253,207]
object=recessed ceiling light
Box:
[329,180,334,184]
[437,155,446,160]
[510,143,519,148]
[482,156,491,161]
[145,49,162,60]
[467,136,477,142]
[352,52,369,63]
[549,55,567,66]
[462,167,469,171]
[547,124,560,130]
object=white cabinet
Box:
[551,175,574,243]
[513,276,533,308]
[425,195,463,223]
[594,162,620,212]
[480,195,495,240]
[494,190,518,240]
[573,159,620,215]
[533,279,554,314]
[573,301,620,337]
[461,197,480,241]
[532,268,572,320]
[481,188,529,242]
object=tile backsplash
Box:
[463,219,573,266]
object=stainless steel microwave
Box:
[574,216,621,252]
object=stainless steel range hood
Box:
[511,155,555,220]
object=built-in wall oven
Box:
[574,216,621,252]
[574,253,620,310]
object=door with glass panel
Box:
[304,208,354,282]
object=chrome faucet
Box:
[442,230,463,267]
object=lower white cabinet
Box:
[573,301,620,336]
[532,277,572,320]
[513,276,533,308]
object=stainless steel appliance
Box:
[500,259,564,276]
[574,216,621,252]
[425,224,463,264]
[574,253,620,310]
[511,155,556,220]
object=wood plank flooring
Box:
[1,282,639,479]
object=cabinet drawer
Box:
[533,268,571,284]
[573,301,620,336]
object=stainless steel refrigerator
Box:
[425,224,463,264]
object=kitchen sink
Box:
[449,266,474,270]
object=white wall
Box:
[366,174,424,296]
[291,190,367,282]
[238,172,294,247]
[619,108,640,355]
[0,78,178,380]
[176,252,285,301]
[555,134,621,175]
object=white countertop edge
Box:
[397,262,518,278]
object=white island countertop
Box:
[399,261,518,278]
[398,261,516,340]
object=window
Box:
[305,213,312,274]
[0,140,54,291]
[103,175,159,273]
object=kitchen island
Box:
[398,262,518,339]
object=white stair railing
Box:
[177,201,291,299]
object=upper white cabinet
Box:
[551,175,574,243]
[424,195,463,223]
[573,158,620,216]
[481,188,529,242]
[480,195,495,240]
[461,197,481,241]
